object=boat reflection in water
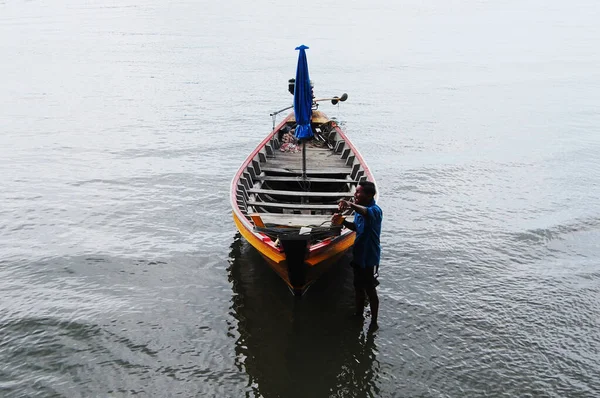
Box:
[227,233,380,397]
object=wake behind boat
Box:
[230,46,377,295]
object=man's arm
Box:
[337,200,366,231]
[342,219,356,231]
[339,200,368,217]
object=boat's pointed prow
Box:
[279,234,310,295]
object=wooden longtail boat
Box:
[231,46,377,295]
[230,107,377,295]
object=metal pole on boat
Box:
[302,140,307,181]
[270,105,294,130]
[313,93,348,105]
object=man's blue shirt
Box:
[352,199,382,269]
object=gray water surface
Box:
[1,0,600,397]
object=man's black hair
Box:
[359,180,376,197]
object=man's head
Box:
[354,181,376,205]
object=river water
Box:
[1,0,600,397]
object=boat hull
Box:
[230,110,376,295]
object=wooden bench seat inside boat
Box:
[256,176,357,184]
[247,200,339,211]
[260,167,351,175]
[247,188,352,198]
[256,213,335,227]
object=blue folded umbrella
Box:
[293,45,314,141]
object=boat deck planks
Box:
[268,148,348,170]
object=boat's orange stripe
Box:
[306,234,355,267]
[233,212,285,263]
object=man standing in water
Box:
[335,181,383,331]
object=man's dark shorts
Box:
[352,263,380,290]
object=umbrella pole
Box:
[302,141,307,182]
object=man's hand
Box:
[331,213,344,225]
[338,199,351,212]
